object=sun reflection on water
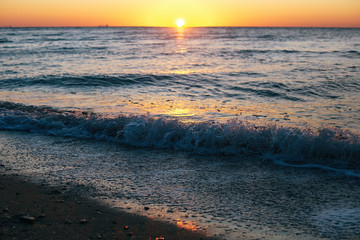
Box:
[175,27,185,40]
[1,88,356,131]
[168,108,194,117]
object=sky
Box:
[1,0,360,27]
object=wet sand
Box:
[1,131,360,239]
[0,174,213,240]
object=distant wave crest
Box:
[0,74,175,89]
[0,38,12,43]
[1,101,359,172]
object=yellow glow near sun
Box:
[176,18,185,27]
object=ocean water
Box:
[1,27,360,239]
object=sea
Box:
[1,27,360,239]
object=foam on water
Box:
[1,101,359,174]
[273,159,360,178]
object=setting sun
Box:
[176,18,185,27]
[1,0,360,27]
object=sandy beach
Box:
[0,173,213,240]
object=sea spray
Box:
[1,101,359,170]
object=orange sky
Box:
[1,0,359,27]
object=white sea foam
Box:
[1,101,359,173]
[273,158,360,178]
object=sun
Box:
[176,18,185,28]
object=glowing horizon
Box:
[1,0,360,28]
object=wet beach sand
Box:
[1,131,360,239]
[0,173,213,240]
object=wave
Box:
[0,74,175,89]
[229,85,302,101]
[221,49,360,58]
[0,73,221,92]
[1,101,359,173]
[0,38,12,43]
[341,50,360,58]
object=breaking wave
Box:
[1,101,359,173]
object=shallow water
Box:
[1,131,360,239]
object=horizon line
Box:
[1,25,360,29]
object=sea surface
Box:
[1,27,360,239]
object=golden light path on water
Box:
[1,89,354,132]
[1,27,358,133]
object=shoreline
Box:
[1,130,360,239]
[0,173,214,240]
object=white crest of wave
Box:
[0,101,359,170]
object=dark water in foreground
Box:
[1,131,360,239]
